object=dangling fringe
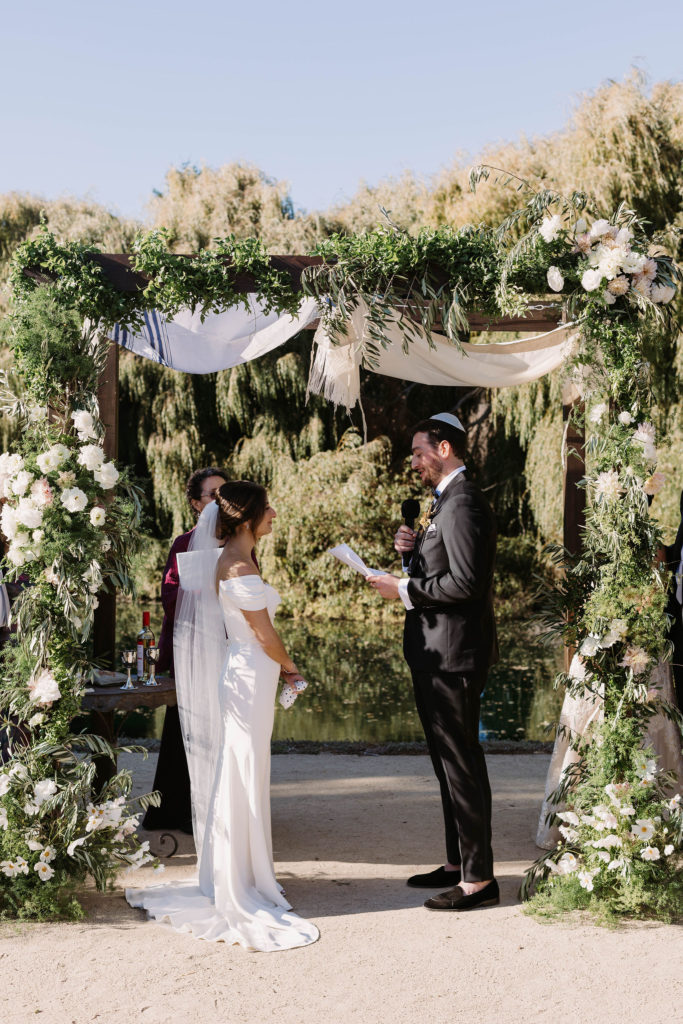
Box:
[306,322,361,414]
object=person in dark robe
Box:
[664,487,683,713]
[142,467,230,831]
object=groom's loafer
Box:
[424,879,500,911]
[406,866,462,889]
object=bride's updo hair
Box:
[215,480,268,539]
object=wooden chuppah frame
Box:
[27,253,586,668]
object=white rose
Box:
[546,266,564,292]
[11,470,33,496]
[0,504,19,540]
[15,498,43,530]
[94,462,119,490]
[89,506,106,527]
[539,214,563,243]
[77,444,105,472]
[71,410,97,441]
[28,669,61,706]
[60,487,88,513]
[581,269,603,292]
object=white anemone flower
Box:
[60,487,88,513]
[34,861,55,881]
[39,846,57,863]
[630,819,656,842]
[641,846,660,861]
[557,811,580,826]
[577,869,598,891]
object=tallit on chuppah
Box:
[110,295,578,406]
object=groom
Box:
[368,413,499,911]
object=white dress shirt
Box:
[398,465,467,611]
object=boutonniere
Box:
[418,496,435,530]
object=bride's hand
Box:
[281,666,304,684]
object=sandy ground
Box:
[1,752,681,1024]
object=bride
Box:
[126,481,319,951]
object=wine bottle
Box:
[136,611,155,681]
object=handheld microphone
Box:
[401,498,421,573]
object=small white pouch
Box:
[278,678,308,709]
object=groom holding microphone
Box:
[367,413,499,911]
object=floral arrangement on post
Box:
[476,170,683,921]
[0,289,160,921]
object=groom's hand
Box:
[394,525,416,555]
[367,573,401,600]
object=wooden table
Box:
[81,676,176,789]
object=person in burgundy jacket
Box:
[142,467,229,831]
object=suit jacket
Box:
[157,530,194,676]
[664,488,683,632]
[403,472,498,675]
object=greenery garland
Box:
[2,168,682,921]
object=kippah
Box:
[428,412,465,433]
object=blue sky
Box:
[2,0,682,222]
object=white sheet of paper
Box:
[328,543,385,578]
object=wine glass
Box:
[144,646,160,687]
[120,650,136,690]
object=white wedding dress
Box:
[126,572,319,951]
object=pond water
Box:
[116,604,564,744]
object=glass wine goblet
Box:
[120,650,137,690]
[144,646,160,687]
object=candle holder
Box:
[144,646,160,687]
[120,650,136,690]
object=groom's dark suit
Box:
[404,470,498,881]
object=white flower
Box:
[0,452,24,476]
[580,814,605,830]
[667,794,681,812]
[0,775,10,797]
[0,808,7,830]
[641,846,660,861]
[5,545,26,567]
[557,810,580,826]
[633,275,652,299]
[0,504,19,540]
[15,497,43,530]
[593,805,619,829]
[607,857,626,872]
[26,839,43,852]
[619,804,636,816]
[546,266,564,292]
[603,289,616,305]
[28,668,61,706]
[581,268,603,292]
[651,283,676,304]
[152,863,165,875]
[34,861,54,881]
[607,275,630,296]
[77,444,105,472]
[593,834,622,849]
[36,444,69,475]
[579,635,601,657]
[23,802,39,816]
[595,850,610,864]
[617,411,633,426]
[89,506,106,527]
[589,219,611,239]
[621,251,646,275]
[30,477,53,508]
[71,410,98,441]
[588,402,608,425]
[93,462,119,489]
[559,825,579,842]
[631,819,656,842]
[56,470,76,488]
[539,214,563,243]
[664,844,675,856]
[1,859,20,877]
[574,217,587,234]
[643,472,666,496]
[11,470,33,496]
[577,869,598,891]
[39,845,56,863]
[66,836,87,857]
[9,763,28,780]
[33,779,58,807]
[594,469,621,502]
[619,646,650,676]
[101,536,112,553]
[60,487,88,513]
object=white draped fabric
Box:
[110,296,576,403]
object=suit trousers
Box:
[411,668,494,881]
